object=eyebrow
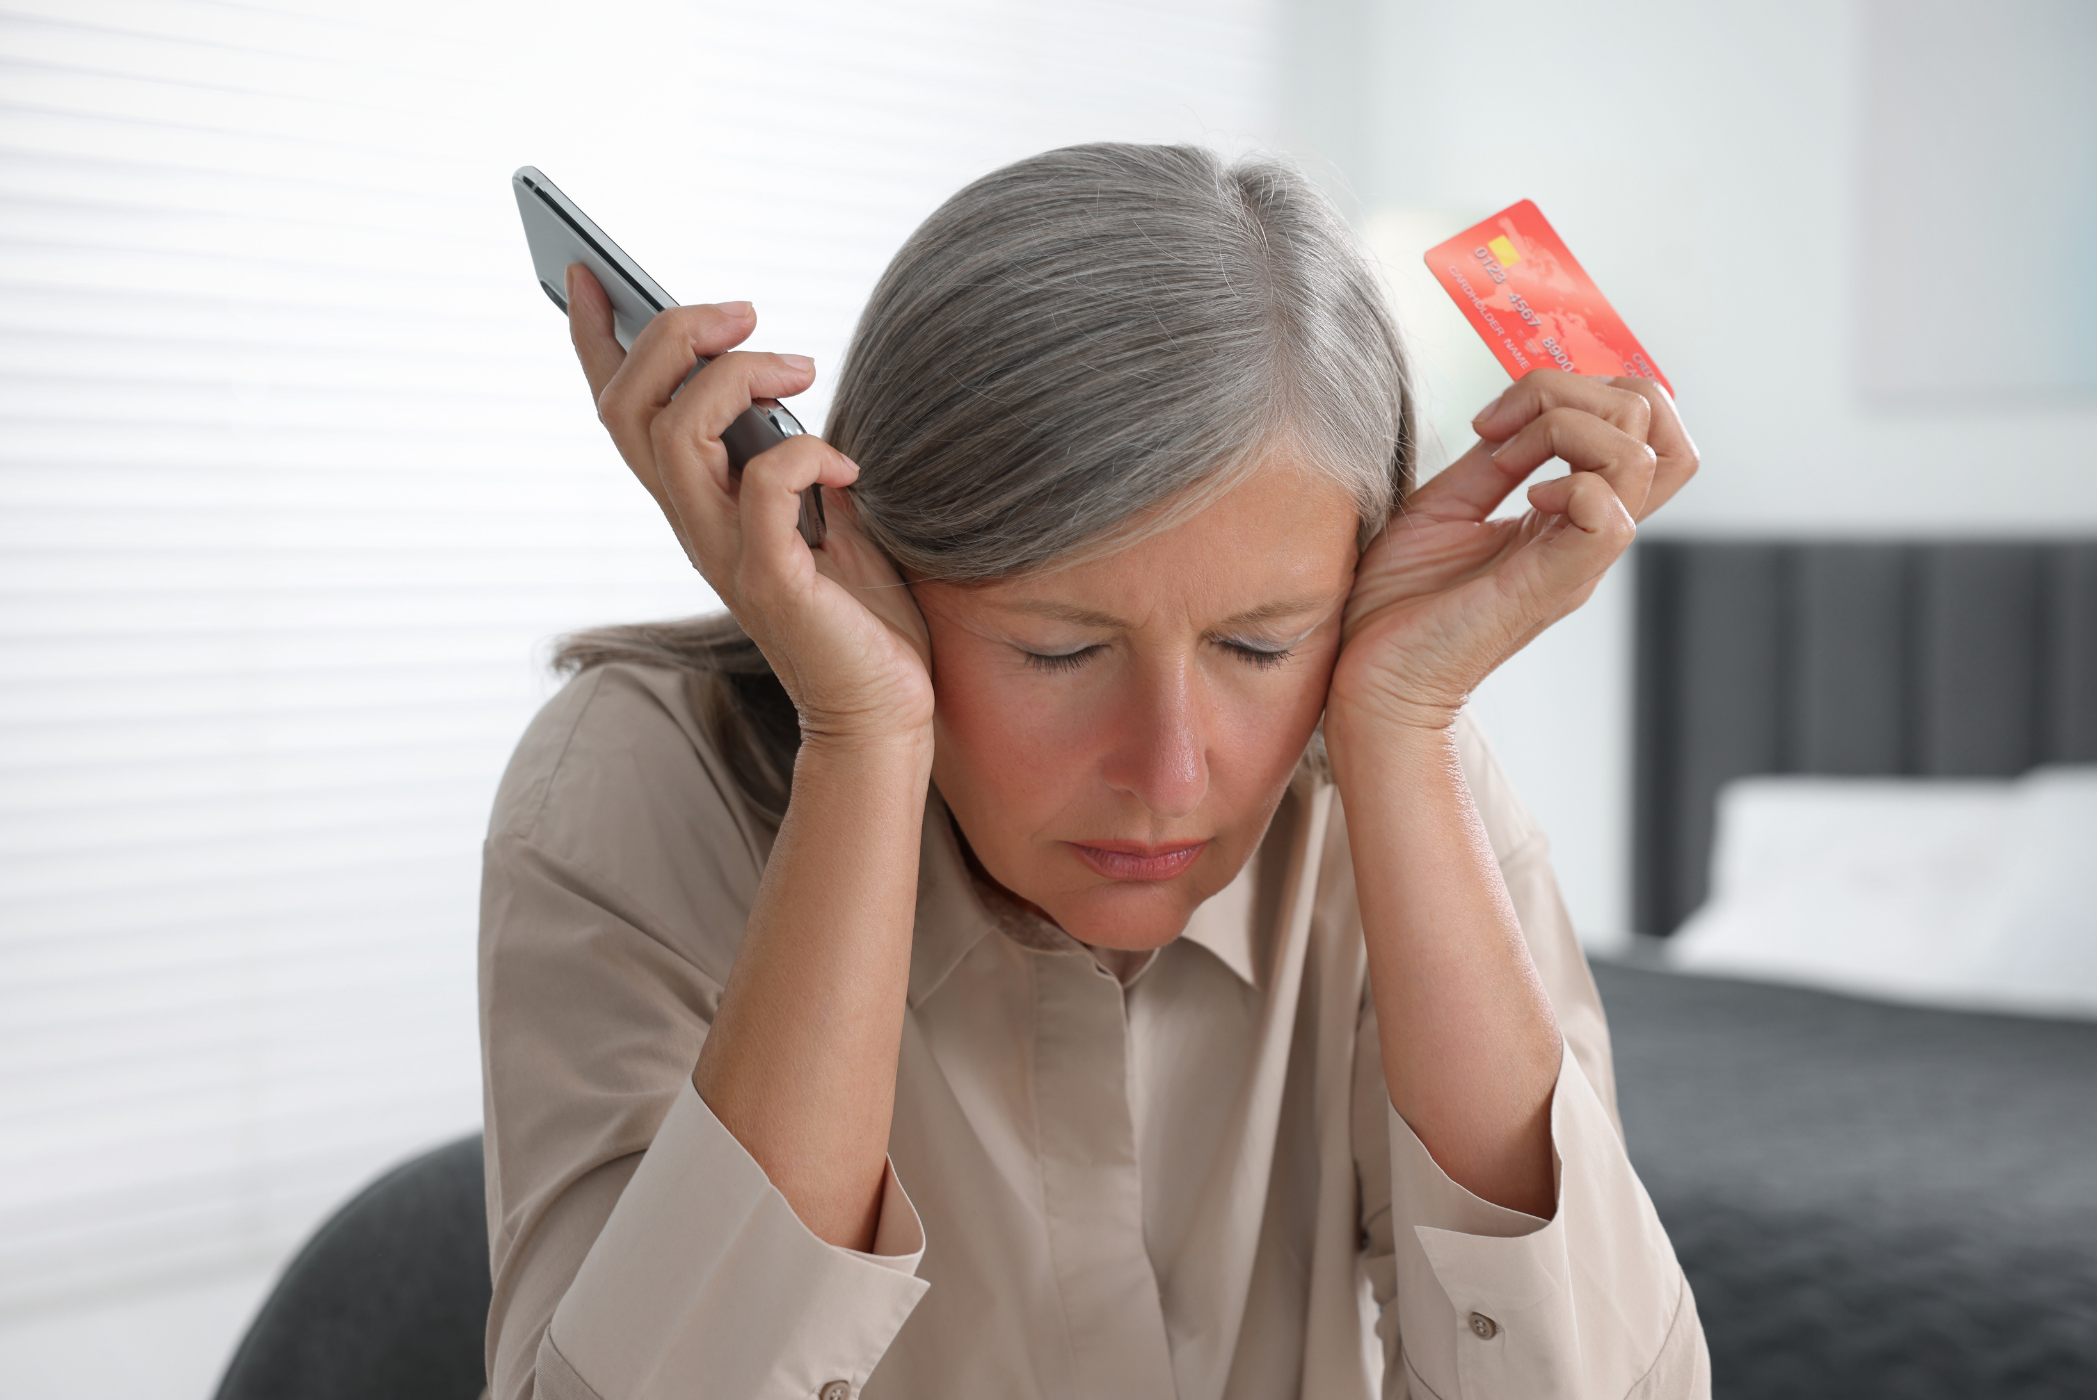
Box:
[1003,596,1335,631]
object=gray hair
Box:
[558,143,1416,817]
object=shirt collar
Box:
[907,788,998,1009]
[1179,771,1321,991]
[1177,858,1261,988]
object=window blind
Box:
[0,0,1277,1310]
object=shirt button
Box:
[1468,1311,1499,1340]
[819,1384,851,1400]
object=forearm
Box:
[1326,711,1563,1217]
[692,730,935,1250]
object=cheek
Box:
[1211,662,1335,796]
[1214,614,1341,741]
[929,649,1099,825]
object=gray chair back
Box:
[214,1134,489,1400]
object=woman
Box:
[480,144,1706,1400]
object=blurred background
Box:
[0,1,2091,1397]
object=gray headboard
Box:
[1633,539,2097,936]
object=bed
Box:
[1599,539,2096,1399]
[1598,962,2092,1397]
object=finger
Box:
[625,300,760,391]
[643,351,819,581]
[652,349,820,489]
[817,490,933,671]
[564,264,700,554]
[1472,367,1652,445]
[1508,470,1637,611]
[1404,436,1536,523]
[1604,377,1700,519]
[1489,406,1657,518]
[731,437,862,605]
[566,264,626,401]
[594,302,763,487]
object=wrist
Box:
[1323,693,1462,749]
[1323,701,1461,789]
[796,724,936,773]
[1324,647,1470,743]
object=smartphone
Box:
[512,166,826,547]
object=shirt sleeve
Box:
[1353,713,1712,1399]
[479,665,930,1400]
[546,1079,928,1400]
[1375,1041,1709,1399]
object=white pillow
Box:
[1669,767,2097,1018]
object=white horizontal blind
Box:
[0,0,1277,1311]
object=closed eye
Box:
[1023,640,1296,672]
[1220,640,1294,670]
[1022,646,1103,673]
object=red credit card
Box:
[1423,200,1670,395]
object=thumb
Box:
[566,264,626,399]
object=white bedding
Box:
[1669,766,2097,1018]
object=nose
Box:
[1099,656,1209,820]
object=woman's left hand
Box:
[1327,368,1698,733]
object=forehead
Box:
[958,459,1360,626]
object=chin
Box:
[1047,876,1205,952]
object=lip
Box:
[1065,839,1208,882]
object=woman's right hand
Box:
[565,263,933,747]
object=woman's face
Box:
[912,457,1362,952]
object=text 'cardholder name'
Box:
[1424,201,1670,395]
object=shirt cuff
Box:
[550,1079,929,1400]
[1386,1042,1688,1399]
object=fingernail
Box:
[1472,390,1508,423]
[780,353,815,372]
[719,300,754,317]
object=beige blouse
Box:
[479,662,1709,1400]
